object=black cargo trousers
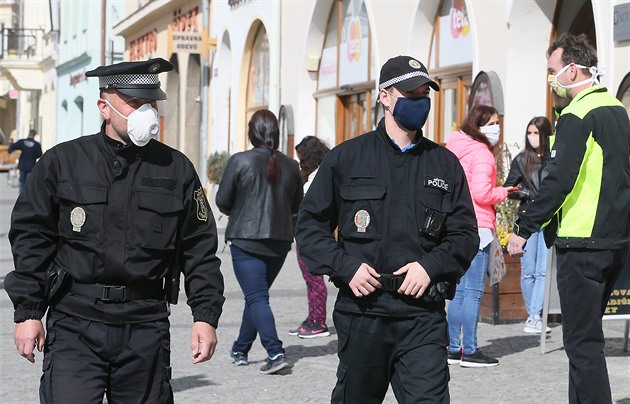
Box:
[39,310,173,404]
[330,309,449,404]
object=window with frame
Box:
[315,0,374,145]
[428,0,473,144]
[245,24,270,128]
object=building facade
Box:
[5,0,630,184]
[211,0,630,161]
[55,0,125,145]
[113,0,208,174]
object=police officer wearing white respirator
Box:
[5,58,225,403]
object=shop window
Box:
[245,24,269,126]
[428,0,473,144]
[315,0,373,145]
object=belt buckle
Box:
[380,274,394,292]
[101,285,126,302]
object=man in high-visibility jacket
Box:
[508,33,630,404]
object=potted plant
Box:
[207,151,230,185]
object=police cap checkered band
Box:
[97,73,160,90]
[379,55,439,92]
[86,58,174,100]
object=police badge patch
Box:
[194,187,209,222]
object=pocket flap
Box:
[57,183,108,204]
[137,191,183,214]
[418,190,453,213]
[340,184,386,201]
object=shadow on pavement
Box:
[481,334,556,358]
[171,374,217,392]
[483,334,629,358]
[284,339,338,363]
[604,338,630,357]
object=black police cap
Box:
[379,55,439,92]
[85,58,174,100]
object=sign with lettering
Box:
[170,6,202,54]
[614,3,630,42]
[129,30,158,62]
[605,266,630,316]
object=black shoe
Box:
[230,351,248,366]
[289,320,308,336]
[297,320,331,339]
[447,350,462,365]
[260,354,290,375]
[460,350,499,368]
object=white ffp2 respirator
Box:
[105,100,160,147]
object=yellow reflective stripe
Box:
[557,134,602,237]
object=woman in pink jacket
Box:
[445,104,514,368]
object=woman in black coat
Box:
[216,109,303,374]
[504,116,552,334]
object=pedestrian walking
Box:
[4,57,225,403]
[508,33,630,404]
[295,55,479,403]
[216,109,303,375]
[289,135,331,339]
[8,129,42,192]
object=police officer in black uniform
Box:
[4,58,225,403]
[295,56,479,403]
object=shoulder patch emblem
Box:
[424,176,452,192]
[194,187,209,222]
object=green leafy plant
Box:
[207,151,230,184]
[495,142,520,248]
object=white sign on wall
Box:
[614,3,630,42]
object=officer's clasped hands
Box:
[348,263,382,297]
[393,262,431,299]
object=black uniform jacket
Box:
[215,147,303,242]
[295,120,479,317]
[5,128,225,326]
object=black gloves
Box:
[422,279,456,303]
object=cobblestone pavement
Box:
[1,177,628,403]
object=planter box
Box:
[479,252,528,324]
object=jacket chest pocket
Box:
[417,189,453,249]
[134,191,184,250]
[57,183,108,241]
[338,184,386,241]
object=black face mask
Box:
[390,95,431,131]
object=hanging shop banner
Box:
[168,6,202,54]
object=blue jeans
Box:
[520,229,547,318]
[230,245,286,358]
[19,170,31,193]
[447,246,489,355]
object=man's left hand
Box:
[190,322,217,364]
[507,233,527,257]
[393,262,431,299]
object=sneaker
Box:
[260,353,290,375]
[460,350,499,368]
[447,350,462,365]
[289,320,308,336]
[230,351,248,366]
[297,320,331,339]
[524,317,538,333]
[524,316,552,334]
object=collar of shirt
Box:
[389,137,416,153]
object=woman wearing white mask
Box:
[445,104,514,367]
[504,117,553,335]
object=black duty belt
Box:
[379,274,405,292]
[70,282,164,302]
